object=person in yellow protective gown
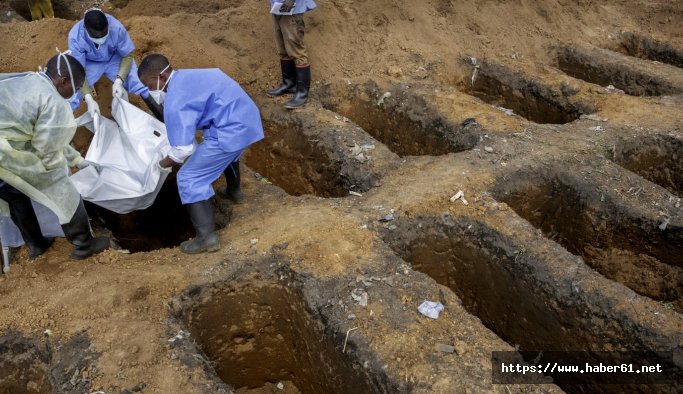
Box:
[0,51,109,260]
[27,0,54,20]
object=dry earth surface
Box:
[0,0,682,393]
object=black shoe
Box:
[61,199,110,260]
[28,237,54,260]
[217,161,244,203]
[70,236,110,260]
[284,65,311,109]
[143,94,165,122]
[266,58,297,97]
[181,200,220,254]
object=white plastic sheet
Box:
[69,96,171,214]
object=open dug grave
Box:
[380,216,683,392]
[493,171,683,311]
[0,330,99,394]
[612,134,683,197]
[242,105,397,198]
[466,61,595,124]
[0,333,52,394]
[86,174,231,253]
[617,32,683,69]
[242,121,349,198]
[318,82,480,157]
[555,46,683,96]
[175,274,391,393]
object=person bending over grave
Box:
[137,54,264,254]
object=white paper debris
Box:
[418,301,444,319]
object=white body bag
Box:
[69,96,171,214]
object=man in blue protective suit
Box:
[68,8,164,121]
[266,0,316,108]
[137,54,264,254]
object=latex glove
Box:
[76,160,101,172]
[84,94,100,119]
[112,77,125,98]
[156,160,172,173]
[280,0,295,13]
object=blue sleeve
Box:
[164,95,202,147]
[113,21,135,57]
[67,26,87,68]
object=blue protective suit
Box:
[165,69,264,204]
[67,13,148,110]
[269,0,316,14]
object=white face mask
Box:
[88,33,108,46]
[149,90,166,105]
[149,64,172,105]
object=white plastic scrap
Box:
[450,191,464,202]
[167,330,189,347]
[377,92,392,106]
[589,126,605,132]
[418,301,444,319]
[351,289,369,307]
[471,65,480,87]
[349,143,373,163]
[449,190,469,206]
[659,217,670,230]
[580,114,608,122]
[493,106,514,116]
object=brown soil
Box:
[1,0,682,393]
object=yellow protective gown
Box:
[27,0,55,20]
[0,72,82,224]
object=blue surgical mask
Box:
[67,91,79,103]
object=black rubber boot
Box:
[142,95,165,122]
[9,196,52,259]
[0,183,52,259]
[266,58,297,97]
[60,200,110,260]
[181,200,220,254]
[217,161,244,203]
[284,65,311,109]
